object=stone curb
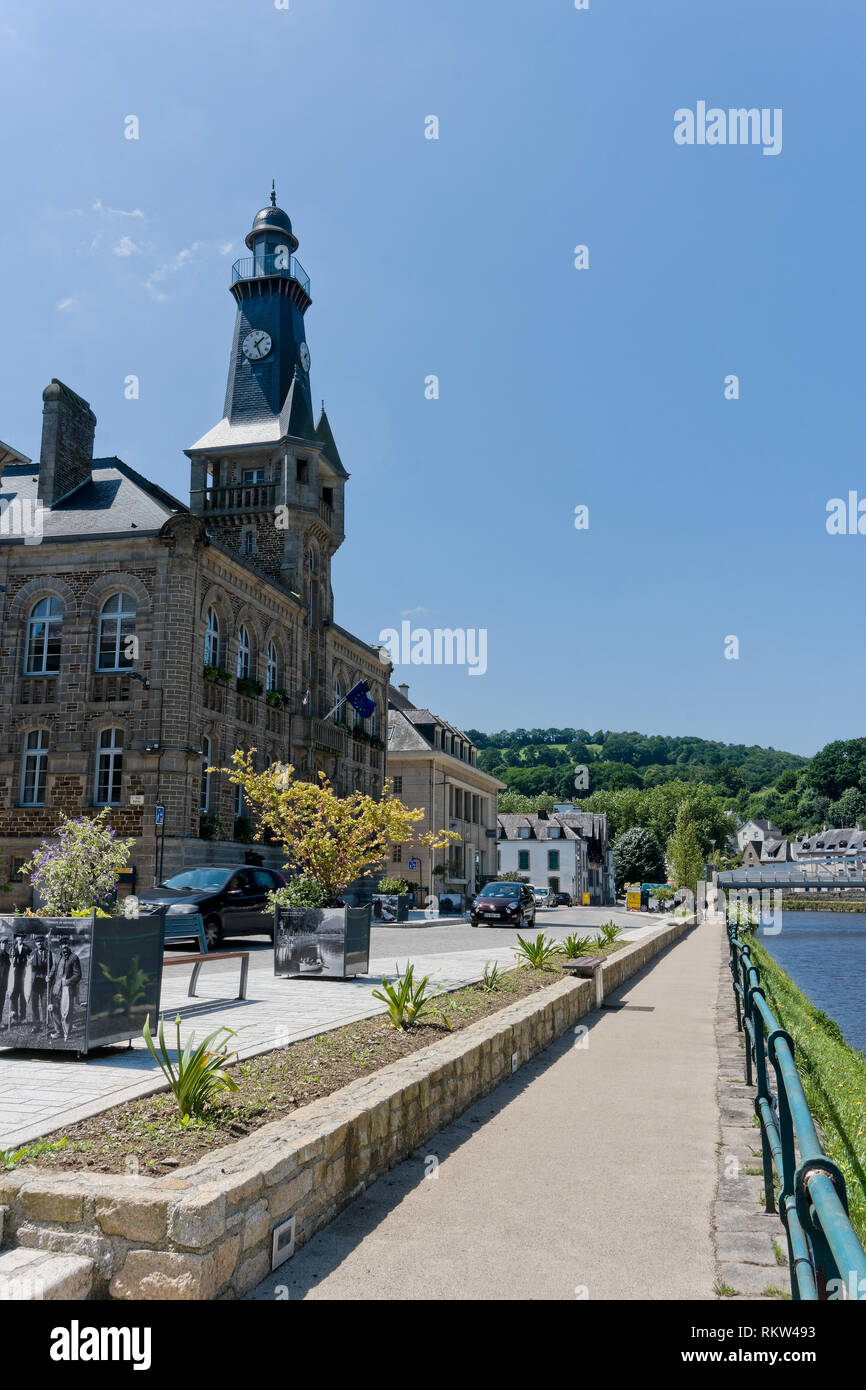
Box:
[0,919,691,1300]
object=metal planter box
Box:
[274,904,371,980]
[370,893,411,925]
[0,912,165,1055]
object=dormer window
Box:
[519,827,531,839]
[549,826,561,838]
[297,459,309,485]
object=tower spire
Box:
[270,179,277,208]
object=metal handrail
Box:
[728,927,866,1299]
[231,253,310,295]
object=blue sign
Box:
[155,804,165,827]
[408,859,418,871]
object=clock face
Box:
[299,342,311,373]
[242,330,272,361]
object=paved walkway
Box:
[0,914,655,1150]
[251,920,723,1301]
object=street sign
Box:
[407,859,418,871]
[626,890,641,911]
[129,795,144,806]
[155,804,165,827]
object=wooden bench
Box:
[161,951,250,1001]
[561,955,606,1007]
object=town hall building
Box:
[0,194,389,890]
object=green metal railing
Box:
[728,927,866,1299]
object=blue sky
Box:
[1,0,863,757]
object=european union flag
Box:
[346,679,375,719]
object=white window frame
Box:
[25,597,63,675]
[237,625,251,680]
[95,727,123,806]
[267,642,279,692]
[97,593,136,672]
[20,729,49,806]
[205,607,221,667]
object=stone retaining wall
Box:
[0,918,693,1300]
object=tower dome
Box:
[245,181,299,253]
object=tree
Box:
[218,751,458,906]
[666,803,704,893]
[612,827,665,889]
[19,809,134,914]
[828,786,866,828]
[808,738,866,801]
[498,790,556,814]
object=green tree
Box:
[612,827,665,889]
[666,803,704,893]
[828,787,866,828]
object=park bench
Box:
[162,913,208,953]
[161,950,250,1001]
[561,954,606,1007]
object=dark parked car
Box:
[551,892,573,907]
[470,881,537,929]
[138,866,288,950]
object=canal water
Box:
[757,911,866,1055]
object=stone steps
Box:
[0,1246,94,1300]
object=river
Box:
[756,910,866,1055]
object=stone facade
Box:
[0,200,390,890]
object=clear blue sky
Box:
[1,0,863,757]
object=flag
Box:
[301,689,311,707]
[345,679,375,719]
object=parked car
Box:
[551,892,573,907]
[470,881,537,929]
[138,865,288,950]
[532,886,551,909]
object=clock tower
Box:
[186,188,347,610]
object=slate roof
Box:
[0,459,184,540]
[798,828,866,854]
[497,811,608,845]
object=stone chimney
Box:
[38,379,95,507]
[398,683,410,700]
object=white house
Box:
[736,818,782,853]
[496,809,614,904]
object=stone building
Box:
[0,196,388,889]
[385,684,505,900]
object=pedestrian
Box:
[55,942,82,1041]
[0,938,10,1030]
[29,939,49,1027]
[9,937,30,1026]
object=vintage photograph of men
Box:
[0,919,90,1051]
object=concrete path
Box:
[251,920,723,1301]
[0,912,656,1150]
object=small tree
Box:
[612,826,665,889]
[19,809,134,915]
[216,751,458,906]
[666,802,704,893]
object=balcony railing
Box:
[202,483,276,513]
[318,498,334,528]
[231,253,311,296]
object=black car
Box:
[138,866,288,950]
[470,881,537,929]
[551,892,573,907]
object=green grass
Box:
[748,939,866,1248]
[714,1280,739,1298]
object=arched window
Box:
[334,675,343,713]
[200,736,212,814]
[97,594,136,671]
[95,728,123,805]
[237,625,251,680]
[21,729,49,806]
[25,598,63,674]
[266,642,279,692]
[204,607,221,667]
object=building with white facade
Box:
[496,808,614,904]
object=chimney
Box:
[38,379,95,507]
[398,683,410,700]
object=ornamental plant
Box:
[377,876,409,894]
[19,809,134,915]
[216,750,459,907]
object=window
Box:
[392,776,403,794]
[237,625,251,680]
[21,730,48,806]
[334,676,343,711]
[200,736,212,813]
[548,849,560,871]
[234,782,244,818]
[97,593,136,671]
[549,877,560,895]
[296,458,309,485]
[244,531,255,555]
[369,706,377,738]
[25,597,62,674]
[205,607,221,667]
[518,850,530,872]
[267,642,279,692]
[242,469,265,485]
[95,728,123,805]
[519,826,531,839]
[392,844,402,863]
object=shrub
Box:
[142,1014,239,1122]
[270,877,331,910]
[480,961,502,992]
[372,962,453,1031]
[19,809,134,915]
[562,933,597,958]
[598,920,623,946]
[377,876,409,894]
[514,932,564,970]
[199,814,222,842]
